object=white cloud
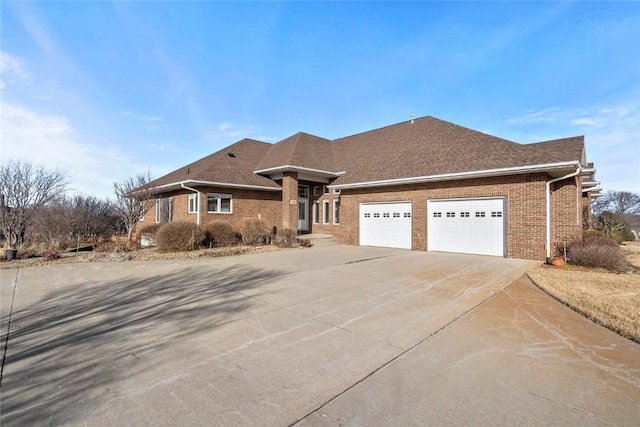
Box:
[214,122,260,138]
[0,101,147,198]
[506,103,640,193]
[0,51,32,88]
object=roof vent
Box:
[228,153,236,158]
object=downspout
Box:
[545,165,581,262]
[181,183,201,227]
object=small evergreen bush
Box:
[204,221,239,247]
[156,221,206,252]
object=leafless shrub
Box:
[567,235,630,272]
[157,221,206,252]
[275,228,298,248]
[138,223,163,247]
[203,221,239,248]
[110,171,155,242]
[299,238,312,247]
[236,218,269,245]
[0,160,68,248]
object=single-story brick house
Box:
[137,116,601,260]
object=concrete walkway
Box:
[1,244,638,426]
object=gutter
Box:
[181,183,200,226]
[545,164,582,261]
[330,161,580,190]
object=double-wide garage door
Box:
[428,198,505,256]
[360,202,412,249]
[359,198,505,256]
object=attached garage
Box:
[428,198,505,256]
[360,202,412,249]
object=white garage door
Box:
[428,198,504,256]
[360,202,412,249]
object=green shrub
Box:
[275,228,298,248]
[236,218,269,245]
[203,221,239,247]
[156,221,206,252]
[567,235,630,272]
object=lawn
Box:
[528,241,640,343]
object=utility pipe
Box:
[181,182,201,226]
[545,166,581,261]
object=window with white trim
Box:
[155,197,173,223]
[323,185,329,195]
[446,212,455,218]
[475,211,486,218]
[323,200,329,224]
[139,201,146,221]
[461,212,470,217]
[491,211,503,218]
[313,186,320,196]
[188,193,199,213]
[313,201,319,224]
[207,193,232,213]
[333,199,340,225]
[333,188,340,195]
[433,212,442,217]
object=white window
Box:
[333,188,340,195]
[383,213,390,218]
[475,211,486,218]
[433,212,442,218]
[139,201,145,221]
[313,186,320,196]
[364,213,371,218]
[393,213,400,218]
[491,211,503,218]
[446,212,455,218]
[207,193,232,213]
[313,201,320,224]
[333,199,340,225]
[298,186,309,198]
[188,193,199,213]
[461,212,470,218]
[155,198,173,223]
[323,185,329,195]
[323,200,329,224]
[155,200,161,223]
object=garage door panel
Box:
[428,199,504,256]
[360,202,412,249]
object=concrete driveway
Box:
[1,242,639,426]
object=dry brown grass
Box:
[528,247,640,343]
[622,241,640,268]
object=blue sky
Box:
[2,1,639,198]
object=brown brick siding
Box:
[329,173,579,260]
[135,172,582,261]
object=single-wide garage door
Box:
[428,198,504,256]
[360,202,412,249]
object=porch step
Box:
[297,234,339,246]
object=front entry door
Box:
[298,185,309,232]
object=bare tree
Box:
[0,160,68,247]
[592,190,640,217]
[591,190,640,240]
[111,172,155,242]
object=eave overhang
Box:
[138,179,281,195]
[330,161,583,190]
[253,165,345,179]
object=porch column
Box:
[281,171,298,231]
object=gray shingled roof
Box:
[331,116,584,185]
[147,138,280,190]
[255,132,338,173]
[145,116,586,192]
